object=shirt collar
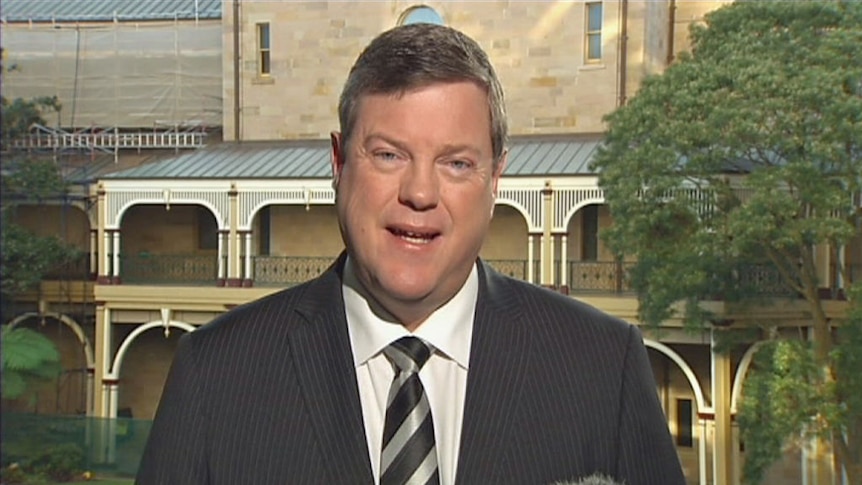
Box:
[343,256,477,370]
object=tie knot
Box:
[383,336,432,373]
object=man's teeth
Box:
[396,230,433,243]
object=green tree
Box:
[0,69,75,401]
[0,325,62,401]
[591,1,862,482]
[0,96,78,302]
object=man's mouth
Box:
[389,227,439,244]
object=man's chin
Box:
[369,281,446,324]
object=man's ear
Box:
[492,149,508,196]
[490,150,507,218]
[330,131,345,190]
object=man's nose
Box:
[398,162,439,211]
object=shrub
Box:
[28,443,84,482]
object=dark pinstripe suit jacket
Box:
[137,255,685,485]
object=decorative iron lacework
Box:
[106,190,229,230]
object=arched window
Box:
[399,5,444,26]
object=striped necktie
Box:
[380,336,440,485]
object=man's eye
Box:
[449,160,472,171]
[374,151,399,161]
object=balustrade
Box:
[252,256,334,286]
[105,252,829,299]
[120,253,217,285]
[567,261,633,293]
[43,253,92,280]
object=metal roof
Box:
[505,136,602,175]
[1,0,221,23]
[102,135,605,180]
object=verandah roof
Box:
[101,134,604,180]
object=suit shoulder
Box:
[189,278,321,343]
[485,266,635,340]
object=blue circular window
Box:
[400,6,444,26]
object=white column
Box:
[227,229,235,280]
[540,234,546,285]
[837,244,846,290]
[109,385,119,419]
[111,231,121,280]
[561,234,568,290]
[107,382,119,464]
[244,232,252,281]
[100,306,113,415]
[103,231,112,278]
[699,418,708,485]
[549,233,556,287]
[217,231,225,280]
[90,230,98,275]
[86,369,95,416]
[101,381,111,422]
[712,329,734,485]
[527,234,535,283]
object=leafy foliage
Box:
[591,1,862,482]
[0,326,62,400]
[0,76,75,406]
[0,98,77,302]
[0,96,60,150]
[0,219,81,299]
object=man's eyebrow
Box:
[363,134,485,158]
[361,133,407,151]
[437,143,484,158]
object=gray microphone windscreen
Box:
[554,473,624,485]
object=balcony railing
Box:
[567,261,633,293]
[120,253,217,285]
[43,253,92,280]
[737,264,795,298]
[484,259,534,281]
[253,256,334,286]
[107,253,854,300]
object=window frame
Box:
[585,2,603,63]
[398,5,445,26]
[256,22,271,76]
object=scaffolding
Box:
[12,124,208,161]
[1,19,222,130]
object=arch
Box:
[108,320,196,379]
[72,199,98,230]
[244,199,322,232]
[730,340,768,414]
[494,198,534,232]
[7,312,94,369]
[398,5,445,25]
[644,339,709,413]
[114,199,225,231]
[562,197,606,230]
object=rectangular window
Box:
[585,2,603,62]
[676,398,694,447]
[581,205,599,261]
[257,22,271,76]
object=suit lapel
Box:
[289,255,374,484]
[456,262,532,483]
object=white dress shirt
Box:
[343,257,477,485]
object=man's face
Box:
[331,81,505,328]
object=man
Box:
[137,23,685,485]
